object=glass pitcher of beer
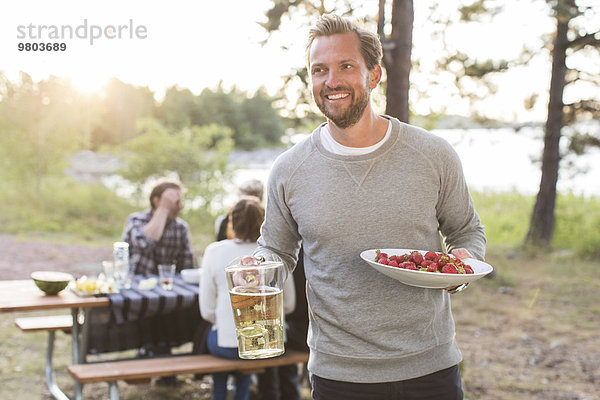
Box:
[224,254,285,359]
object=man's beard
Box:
[315,80,371,129]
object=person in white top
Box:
[200,196,295,400]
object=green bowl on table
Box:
[31,271,74,295]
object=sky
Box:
[1,0,287,95]
[0,0,562,122]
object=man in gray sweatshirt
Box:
[256,13,486,400]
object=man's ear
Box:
[369,64,382,89]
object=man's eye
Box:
[343,64,352,69]
[312,68,323,74]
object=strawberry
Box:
[378,257,389,265]
[375,250,388,262]
[400,262,417,270]
[441,263,458,274]
[436,254,450,267]
[373,250,474,275]
[452,257,465,267]
[410,251,424,265]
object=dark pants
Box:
[310,365,463,400]
[207,329,251,400]
[257,364,301,400]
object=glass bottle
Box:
[113,241,130,288]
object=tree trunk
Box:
[525,19,569,247]
[380,0,413,123]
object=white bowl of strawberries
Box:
[360,248,493,289]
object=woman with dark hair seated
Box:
[200,196,295,400]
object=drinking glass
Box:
[158,264,176,290]
[101,260,114,279]
[224,254,285,359]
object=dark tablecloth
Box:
[85,275,209,355]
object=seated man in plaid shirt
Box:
[121,179,195,384]
[122,179,194,276]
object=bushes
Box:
[2,178,598,259]
[0,177,135,240]
[471,191,534,247]
[0,176,221,250]
[553,194,600,259]
[472,191,600,259]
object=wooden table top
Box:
[0,280,109,312]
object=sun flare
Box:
[68,70,110,94]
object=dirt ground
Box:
[0,234,113,280]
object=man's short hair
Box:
[149,179,184,209]
[306,13,383,70]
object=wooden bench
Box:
[68,349,309,400]
[15,315,74,400]
[15,314,73,333]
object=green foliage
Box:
[472,191,600,259]
[568,131,600,155]
[0,176,136,239]
[155,84,287,149]
[471,191,534,246]
[193,85,286,149]
[90,78,155,148]
[0,173,225,251]
[0,72,287,159]
[553,194,600,259]
[0,72,284,250]
[458,0,502,22]
[117,119,234,216]
[0,73,87,190]
[155,86,198,131]
[3,181,598,260]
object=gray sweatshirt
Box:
[256,116,486,383]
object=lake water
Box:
[229,127,600,206]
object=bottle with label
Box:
[113,241,131,289]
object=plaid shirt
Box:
[121,210,194,275]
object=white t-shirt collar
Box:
[320,121,392,156]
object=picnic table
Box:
[0,275,207,400]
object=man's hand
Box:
[157,188,182,215]
[444,248,473,292]
[451,248,472,260]
[144,188,183,241]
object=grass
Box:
[471,191,600,259]
[2,175,600,259]
[0,177,224,254]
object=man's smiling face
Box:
[309,31,374,129]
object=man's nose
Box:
[325,70,342,88]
